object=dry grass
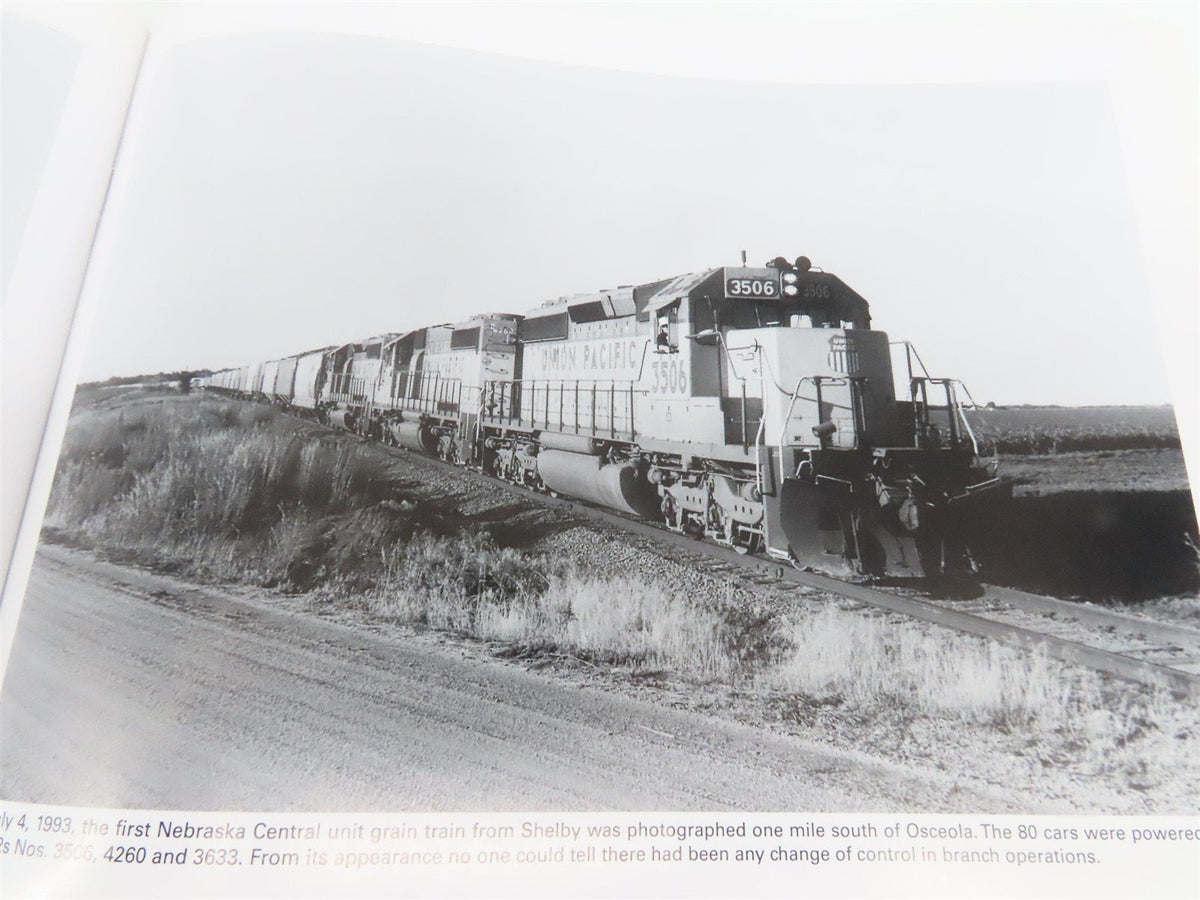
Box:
[769,603,1200,797]
[46,394,745,674]
[347,534,737,676]
[774,605,1083,726]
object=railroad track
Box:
[362,438,1200,700]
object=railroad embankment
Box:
[31,387,1200,813]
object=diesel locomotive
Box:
[198,256,1008,577]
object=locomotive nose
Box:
[778,475,987,578]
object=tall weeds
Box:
[769,604,1199,795]
[45,395,386,583]
[357,535,737,675]
[773,605,1079,727]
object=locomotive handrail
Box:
[890,340,932,383]
[954,379,983,410]
[481,378,638,439]
[753,416,768,496]
[908,377,979,456]
[893,342,980,452]
[949,379,986,458]
[380,372,465,417]
[948,380,982,457]
[328,372,371,404]
[632,339,655,381]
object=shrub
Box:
[355,533,737,675]
[44,395,386,583]
[773,605,1077,726]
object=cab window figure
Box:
[655,315,671,352]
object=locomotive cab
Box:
[666,259,1005,576]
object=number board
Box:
[722,267,780,300]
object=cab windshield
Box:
[715,299,841,330]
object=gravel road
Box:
[1,544,1007,812]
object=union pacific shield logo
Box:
[827,335,859,374]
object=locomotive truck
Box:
[198,256,1008,578]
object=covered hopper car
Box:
[199,256,1008,577]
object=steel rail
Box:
[977,584,1200,651]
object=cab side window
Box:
[655,303,680,353]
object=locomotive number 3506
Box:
[726,277,778,298]
[651,357,688,395]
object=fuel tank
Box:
[387,420,437,453]
[536,449,660,517]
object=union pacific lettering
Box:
[537,339,643,378]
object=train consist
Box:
[198,257,1008,577]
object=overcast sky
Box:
[78,30,1167,405]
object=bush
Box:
[44,395,386,583]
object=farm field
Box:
[1000,449,1190,495]
[963,405,1191,495]
[966,405,1181,455]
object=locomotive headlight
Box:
[782,272,798,284]
[783,284,799,296]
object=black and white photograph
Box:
[2,2,1198,896]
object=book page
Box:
[2,4,1197,898]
